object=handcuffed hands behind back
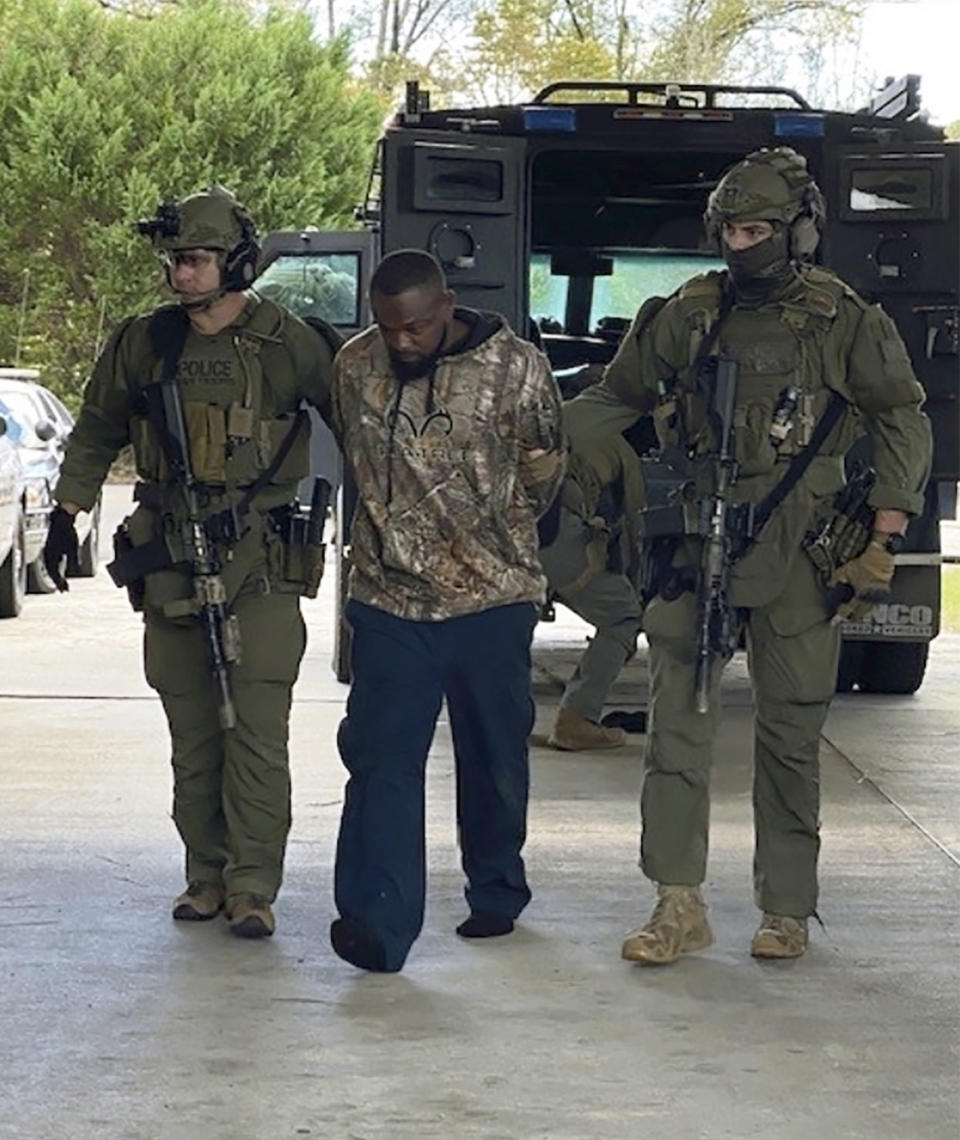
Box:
[827,535,895,623]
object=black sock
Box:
[456,911,515,938]
[330,917,391,972]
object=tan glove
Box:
[827,534,896,623]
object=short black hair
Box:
[370,249,445,298]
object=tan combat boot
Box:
[548,707,627,751]
[172,882,225,921]
[226,893,276,939]
[750,914,808,959]
[621,885,714,966]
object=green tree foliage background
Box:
[0,0,382,406]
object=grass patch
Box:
[942,567,960,632]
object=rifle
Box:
[157,377,242,730]
[694,357,741,714]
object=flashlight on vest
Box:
[769,385,801,447]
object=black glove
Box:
[43,506,78,592]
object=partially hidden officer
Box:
[328,249,565,973]
[571,148,931,963]
[43,186,338,939]
[538,392,646,751]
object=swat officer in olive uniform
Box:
[43,186,337,939]
[574,148,931,963]
[539,398,645,750]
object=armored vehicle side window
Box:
[410,142,519,215]
[840,154,947,221]
[255,253,361,326]
[422,157,503,203]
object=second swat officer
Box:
[574,148,931,963]
[43,186,337,939]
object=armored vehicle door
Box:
[379,132,528,333]
[820,136,959,691]
[821,141,959,484]
[256,229,375,492]
[256,230,377,681]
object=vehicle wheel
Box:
[858,641,929,695]
[0,515,27,617]
[835,641,864,693]
[27,552,59,594]
[70,498,101,577]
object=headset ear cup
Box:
[791,215,820,258]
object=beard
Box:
[388,342,445,382]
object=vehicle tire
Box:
[27,552,59,594]
[0,515,27,618]
[835,641,864,693]
[70,498,101,578]
[858,641,929,696]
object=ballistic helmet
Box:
[137,184,260,291]
[704,147,825,258]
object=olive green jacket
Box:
[55,294,335,612]
[57,293,334,513]
[570,266,932,609]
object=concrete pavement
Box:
[0,484,957,1139]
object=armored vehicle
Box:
[258,75,958,691]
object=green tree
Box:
[439,0,862,105]
[0,0,382,406]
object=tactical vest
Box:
[656,268,863,486]
[126,297,321,495]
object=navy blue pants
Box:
[334,599,538,971]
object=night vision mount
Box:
[136,200,181,241]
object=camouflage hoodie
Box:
[332,309,565,621]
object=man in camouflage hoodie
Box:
[329,249,564,973]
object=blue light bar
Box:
[774,113,826,139]
[523,106,577,132]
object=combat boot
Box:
[226,893,276,939]
[172,882,225,922]
[548,707,627,751]
[750,914,808,959]
[621,885,714,966]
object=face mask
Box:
[723,227,791,287]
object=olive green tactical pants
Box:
[143,589,306,902]
[539,506,643,722]
[640,552,840,917]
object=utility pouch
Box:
[108,522,147,612]
[268,507,326,598]
[183,402,227,484]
